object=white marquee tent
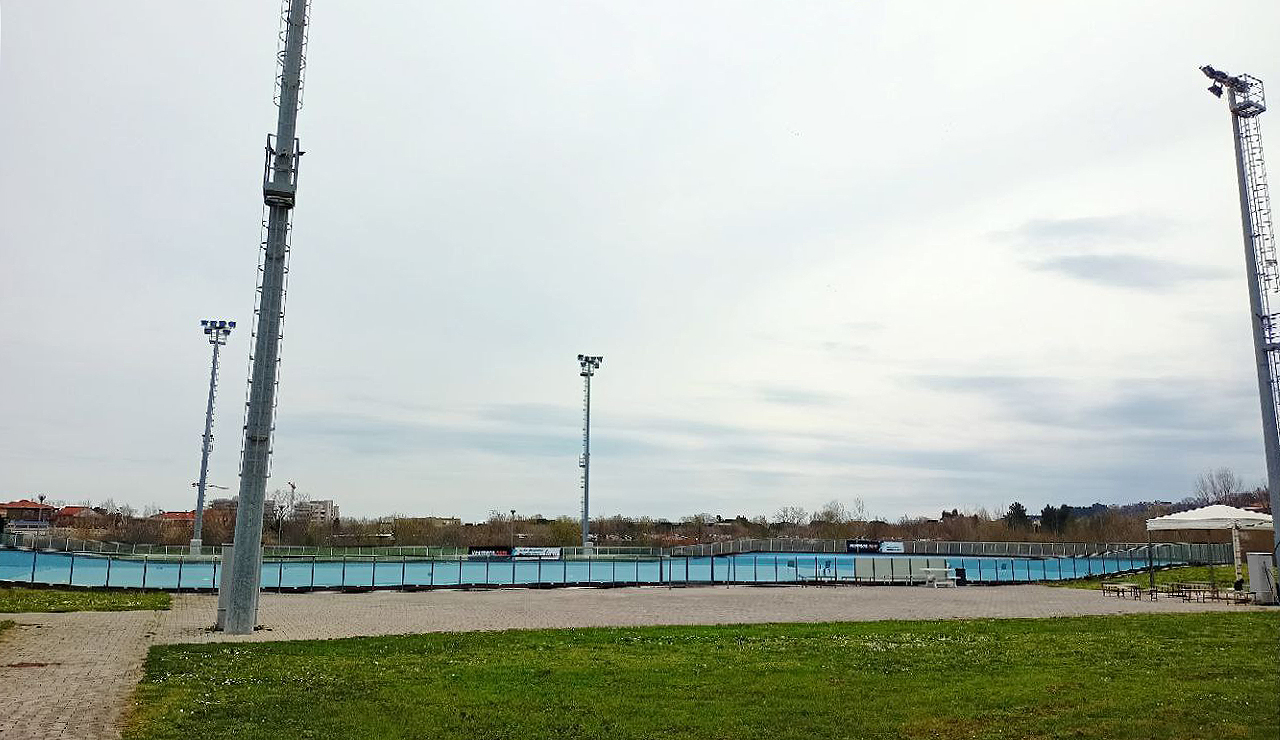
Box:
[1146,505,1274,588]
[1145,504,1273,532]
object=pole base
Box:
[189,538,202,556]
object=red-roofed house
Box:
[151,511,196,525]
[54,506,109,528]
[0,499,58,522]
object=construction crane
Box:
[1201,65,1280,582]
[221,0,313,635]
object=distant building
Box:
[395,515,459,528]
[292,499,340,525]
[207,497,278,525]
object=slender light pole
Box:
[1201,65,1280,586]
[191,319,234,555]
[510,509,516,553]
[577,354,602,552]
[222,0,313,634]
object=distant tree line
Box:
[29,467,1271,548]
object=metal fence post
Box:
[142,556,148,589]
[106,555,113,587]
[341,555,347,587]
[177,556,184,589]
[30,549,37,583]
[68,553,76,586]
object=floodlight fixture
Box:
[202,318,235,343]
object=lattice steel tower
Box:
[222,0,313,634]
[577,354,602,551]
[1202,65,1280,574]
[191,319,235,555]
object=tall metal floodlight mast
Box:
[1201,65,1280,586]
[577,354,602,551]
[221,0,313,634]
[191,319,235,555]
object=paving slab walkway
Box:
[155,584,1265,643]
[0,609,162,740]
[0,585,1269,739]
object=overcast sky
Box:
[2,2,1279,521]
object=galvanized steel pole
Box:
[577,355,602,551]
[192,321,233,554]
[223,0,312,634]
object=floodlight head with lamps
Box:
[578,354,603,376]
[201,318,236,344]
[1209,83,1224,98]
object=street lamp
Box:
[192,319,235,555]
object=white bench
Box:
[920,567,956,588]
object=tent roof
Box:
[1146,504,1273,532]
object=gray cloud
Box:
[913,374,1255,440]
[995,214,1171,248]
[757,386,846,407]
[1030,254,1230,290]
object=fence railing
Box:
[3,531,1231,566]
[664,538,1231,563]
[0,548,1198,591]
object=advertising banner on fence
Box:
[513,547,562,560]
[846,539,881,553]
[468,546,511,558]
[879,541,905,553]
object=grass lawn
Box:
[126,613,1278,740]
[1057,564,1250,591]
[0,586,170,613]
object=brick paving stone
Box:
[0,609,162,740]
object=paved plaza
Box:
[0,584,1269,739]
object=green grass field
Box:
[1056,564,1250,591]
[0,586,170,613]
[126,613,1278,740]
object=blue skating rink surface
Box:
[0,548,1177,590]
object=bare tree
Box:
[774,506,809,528]
[1192,468,1243,506]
